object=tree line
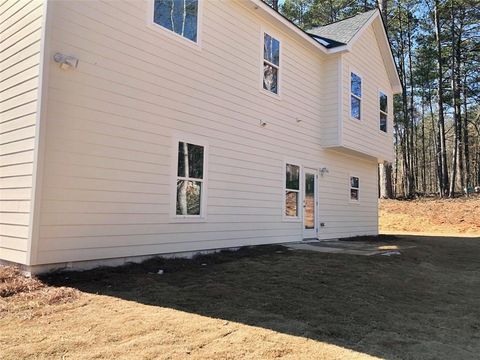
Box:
[264,0,480,198]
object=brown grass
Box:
[380,197,480,235]
[1,237,480,359]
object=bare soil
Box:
[380,197,480,235]
[1,236,480,360]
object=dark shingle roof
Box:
[307,9,378,48]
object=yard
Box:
[1,234,480,359]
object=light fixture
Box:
[53,52,79,70]
[319,167,329,176]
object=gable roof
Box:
[307,10,377,47]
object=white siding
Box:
[341,25,394,162]
[0,0,44,264]
[30,0,383,265]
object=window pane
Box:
[351,73,361,98]
[286,164,300,190]
[304,173,315,229]
[380,92,388,113]
[264,33,280,66]
[380,112,387,132]
[153,0,198,42]
[263,63,278,94]
[178,142,204,179]
[351,176,359,189]
[176,180,202,215]
[351,96,361,120]
[285,191,298,217]
[350,188,359,201]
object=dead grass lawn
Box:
[1,236,480,359]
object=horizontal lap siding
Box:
[342,26,394,162]
[0,0,43,264]
[36,0,378,264]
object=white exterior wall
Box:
[341,25,394,162]
[0,0,392,267]
[0,0,44,264]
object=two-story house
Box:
[0,0,401,273]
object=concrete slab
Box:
[286,240,416,256]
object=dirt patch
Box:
[380,197,480,235]
[1,237,480,359]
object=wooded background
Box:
[265,0,480,198]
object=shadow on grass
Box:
[41,235,480,360]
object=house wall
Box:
[0,0,45,264]
[341,24,394,162]
[32,0,381,265]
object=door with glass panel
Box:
[303,168,318,239]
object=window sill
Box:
[282,216,302,222]
[260,88,282,100]
[147,22,202,51]
[169,216,207,224]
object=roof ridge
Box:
[314,8,378,29]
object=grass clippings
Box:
[0,266,79,318]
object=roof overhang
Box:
[244,1,402,94]
[243,0,348,55]
[350,11,402,94]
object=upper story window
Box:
[379,92,388,132]
[263,33,280,94]
[351,73,362,120]
[285,163,300,218]
[350,176,360,201]
[153,0,199,42]
[176,141,205,217]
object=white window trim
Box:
[283,161,302,222]
[350,71,362,121]
[349,174,360,203]
[260,28,282,99]
[147,0,203,50]
[170,133,209,222]
[379,89,389,134]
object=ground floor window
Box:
[176,141,205,217]
[350,176,359,201]
[285,163,300,217]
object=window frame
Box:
[148,0,203,49]
[260,29,282,98]
[379,90,388,133]
[283,161,302,222]
[170,134,209,222]
[350,71,362,121]
[349,175,360,203]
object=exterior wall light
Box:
[53,52,79,70]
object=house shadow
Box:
[41,235,480,360]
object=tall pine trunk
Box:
[434,0,449,196]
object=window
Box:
[285,164,300,217]
[379,92,388,132]
[263,33,280,94]
[176,141,205,216]
[351,73,362,120]
[350,176,359,201]
[153,0,199,42]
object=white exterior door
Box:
[303,168,318,239]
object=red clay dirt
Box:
[379,197,480,235]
